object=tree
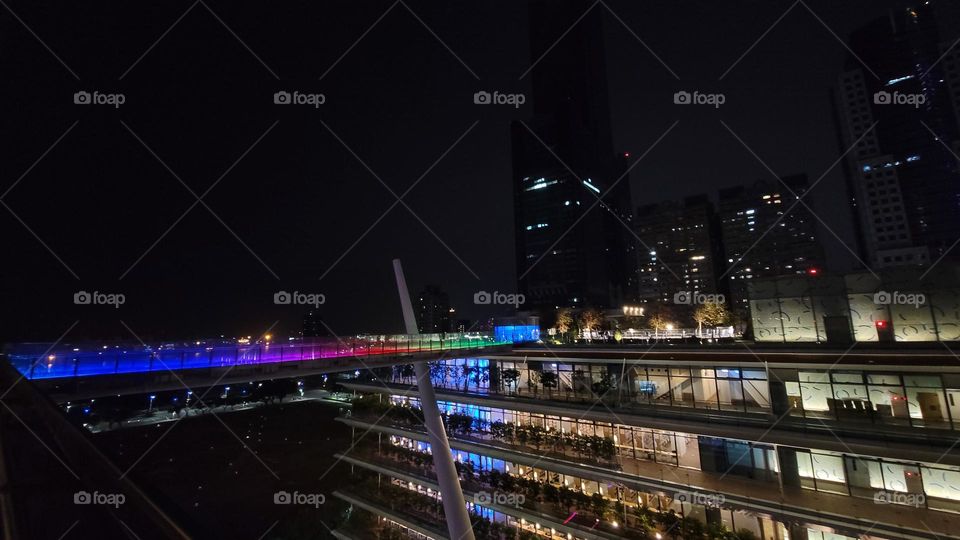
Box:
[693,301,731,337]
[578,309,604,342]
[554,308,574,342]
[500,368,521,394]
[527,369,542,396]
[539,371,558,395]
[646,312,673,338]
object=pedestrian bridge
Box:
[4,332,511,382]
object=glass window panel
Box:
[921,466,960,502]
[831,372,864,384]
[867,373,901,385]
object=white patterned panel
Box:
[750,299,784,342]
[847,294,885,342]
[892,302,936,342]
[780,296,819,342]
[931,290,960,341]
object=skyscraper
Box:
[718,176,825,310]
[634,195,722,304]
[836,2,960,268]
[415,285,451,334]
[512,0,635,311]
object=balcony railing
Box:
[4,332,509,380]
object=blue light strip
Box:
[4,333,509,381]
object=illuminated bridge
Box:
[5,332,515,381]
[1,331,523,402]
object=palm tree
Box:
[500,368,521,394]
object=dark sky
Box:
[2,0,958,343]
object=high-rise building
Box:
[719,175,825,309]
[512,0,635,310]
[415,285,450,334]
[836,2,960,268]
[300,309,328,338]
[634,195,722,303]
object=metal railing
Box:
[4,333,510,381]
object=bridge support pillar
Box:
[392,259,475,540]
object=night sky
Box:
[2,0,959,343]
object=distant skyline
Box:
[2,1,959,342]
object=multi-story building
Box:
[416,285,451,334]
[300,309,327,338]
[748,264,960,343]
[512,0,635,311]
[835,2,960,268]
[635,195,723,304]
[332,346,960,540]
[718,176,825,310]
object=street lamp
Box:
[148,394,156,412]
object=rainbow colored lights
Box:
[5,333,510,381]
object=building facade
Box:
[634,195,722,304]
[835,2,960,268]
[718,176,825,311]
[415,285,451,334]
[512,0,635,311]
[333,347,960,540]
